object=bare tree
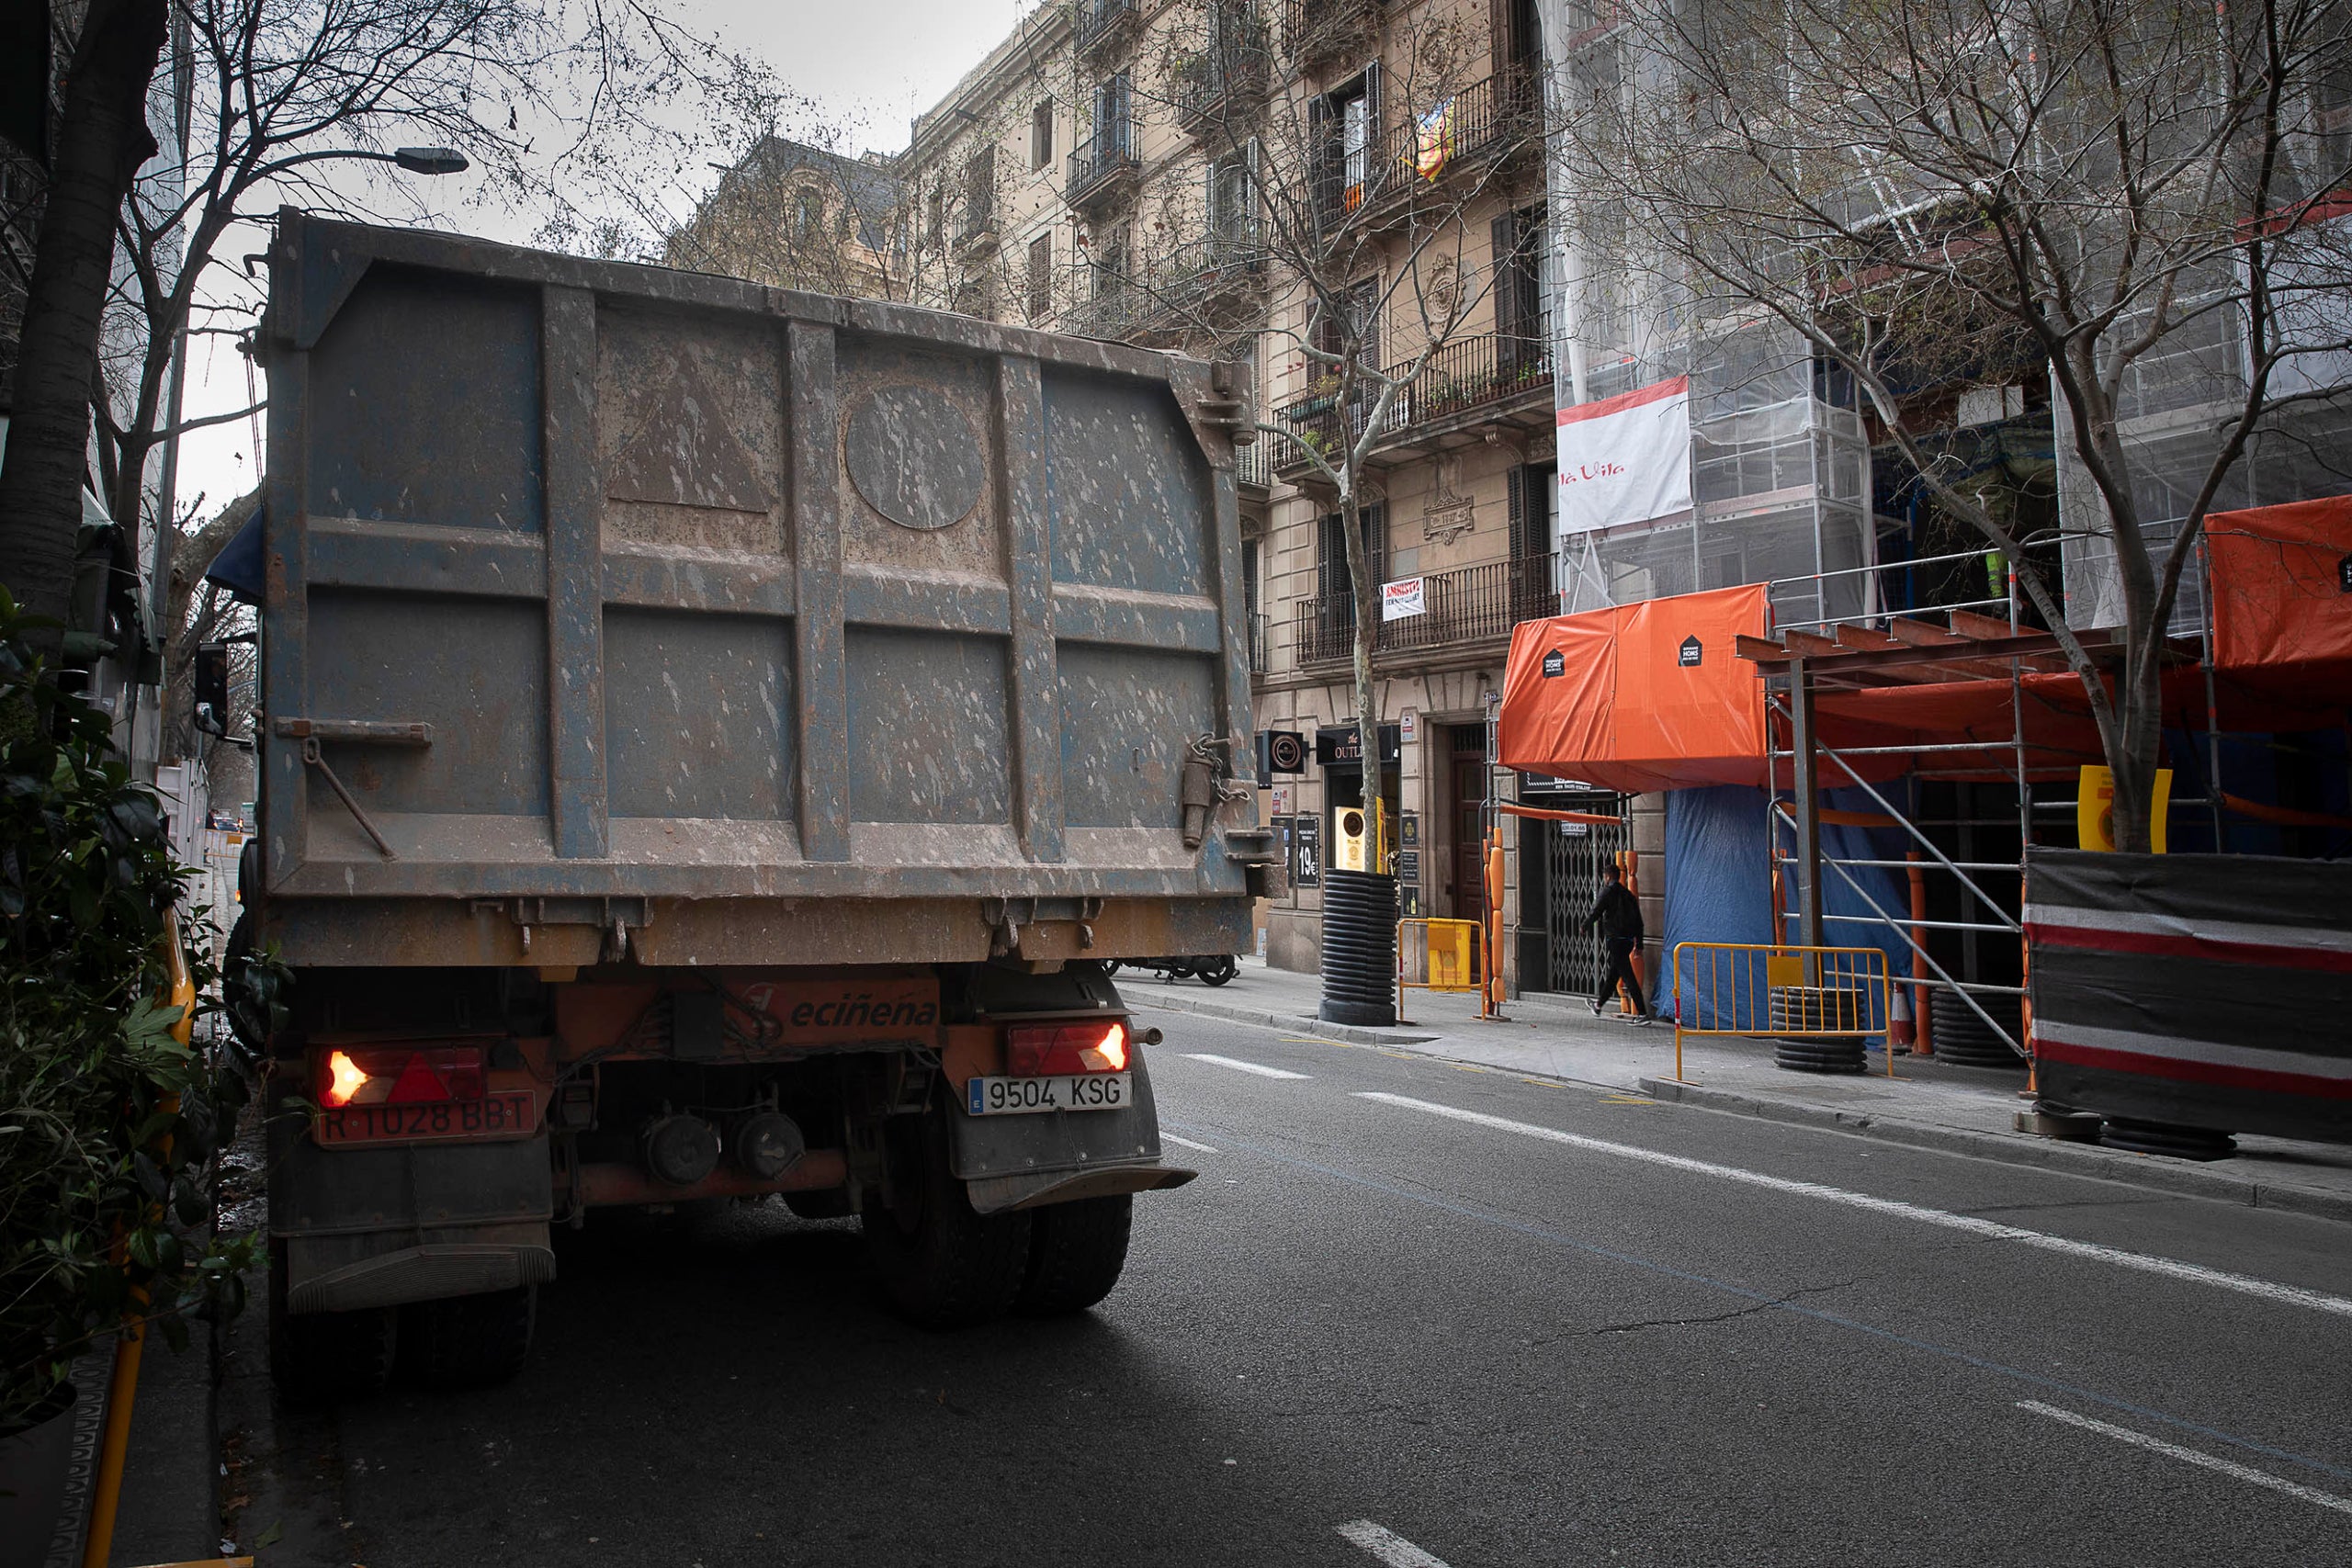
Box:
[1554,0,2352,852]
[1114,0,1546,933]
[3,0,783,673]
[0,0,169,649]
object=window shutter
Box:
[1491,213,1521,344]
[1507,464,1531,558]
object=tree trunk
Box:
[0,0,169,646]
[2108,649,2167,854]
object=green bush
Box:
[0,588,263,1434]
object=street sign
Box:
[1257,728,1307,776]
[1315,723,1401,765]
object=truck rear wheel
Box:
[862,1112,1032,1329]
[401,1287,537,1390]
[1016,1195,1133,1315]
[268,1243,397,1406]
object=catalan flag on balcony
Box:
[1408,97,1457,181]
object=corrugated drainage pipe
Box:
[1319,868,1398,1027]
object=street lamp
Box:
[390,147,469,175]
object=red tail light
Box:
[1006,1021,1129,1077]
[315,1044,486,1108]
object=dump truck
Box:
[241,212,1279,1400]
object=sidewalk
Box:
[1129,957,2352,1224]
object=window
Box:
[1031,99,1056,170]
[925,184,944,249]
[1027,231,1053,321]
[1091,226,1129,296]
[1317,504,1387,653]
[1208,141,1260,248]
[1313,276,1382,371]
[1491,202,1548,363]
[1308,65,1381,216]
[1092,72,1134,154]
[963,144,996,237]
[795,190,823,240]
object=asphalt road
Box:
[241,1008,2352,1567]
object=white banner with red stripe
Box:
[1555,375,1692,538]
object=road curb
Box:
[1127,990,1440,1047]
[1636,1076,2352,1224]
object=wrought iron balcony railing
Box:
[1282,0,1380,68]
[1067,122,1140,207]
[1275,333,1552,466]
[1174,28,1273,130]
[1075,0,1141,54]
[1291,552,1561,666]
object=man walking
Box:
[1583,862,1652,1024]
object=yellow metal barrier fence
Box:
[1397,918,1485,994]
[1668,942,1893,1084]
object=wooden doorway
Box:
[1449,725,1487,923]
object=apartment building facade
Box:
[898,0,1600,989]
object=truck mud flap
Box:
[945,1055,1192,1215]
[964,1164,1197,1216]
[269,1094,556,1312]
[287,1229,557,1314]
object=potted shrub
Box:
[0,591,258,1560]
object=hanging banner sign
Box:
[1555,375,1692,538]
[1381,577,1427,620]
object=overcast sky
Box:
[173,0,1042,532]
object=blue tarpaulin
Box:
[1662,784,1912,1029]
[203,504,266,605]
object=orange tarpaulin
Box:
[1498,584,1770,793]
[2207,494,2352,694]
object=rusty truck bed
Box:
[258,212,1260,967]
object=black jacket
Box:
[1584,882,1644,945]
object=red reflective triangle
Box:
[384,1052,448,1104]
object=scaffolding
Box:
[1740,540,2182,1066]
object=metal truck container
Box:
[244,213,1276,1400]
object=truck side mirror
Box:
[194,641,231,737]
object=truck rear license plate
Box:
[967,1074,1131,1116]
[316,1091,539,1145]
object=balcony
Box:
[1060,234,1267,345]
[1248,611,1271,675]
[1313,69,1539,231]
[1062,274,1142,339]
[1283,0,1380,72]
[1174,29,1272,135]
[1291,552,1562,666]
[1274,332,1554,475]
[1067,122,1140,212]
[1074,0,1140,59]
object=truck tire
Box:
[268,1243,396,1406]
[401,1287,537,1391]
[1016,1195,1133,1315]
[862,1112,1032,1329]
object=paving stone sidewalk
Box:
[1127,956,2352,1224]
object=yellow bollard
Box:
[83,909,196,1568]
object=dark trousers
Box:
[1601,937,1649,1016]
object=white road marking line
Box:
[1335,1519,1453,1568]
[1354,1092,2352,1319]
[1183,1053,1310,1080]
[1161,1133,1219,1154]
[2018,1402,2352,1516]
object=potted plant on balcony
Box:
[0,592,260,1561]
